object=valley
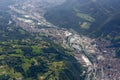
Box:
[0,0,120,80]
[8,0,119,80]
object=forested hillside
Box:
[0,0,86,79]
[44,0,120,56]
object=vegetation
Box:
[0,39,86,80]
[44,0,120,58]
[0,47,2,53]
[0,5,86,79]
[74,7,95,23]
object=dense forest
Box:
[0,15,85,80]
[0,1,86,79]
[0,38,86,80]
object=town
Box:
[8,0,120,80]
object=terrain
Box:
[0,0,120,80]
[0,0,85,80]
[45,0,120,44]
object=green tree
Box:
[16,49,23,54]
[32,46,43,54]
[0,47,3,52]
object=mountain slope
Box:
[0,38,85,80]
[44,0,120,57]
[44,0,120,43]
[0,0,86,80]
